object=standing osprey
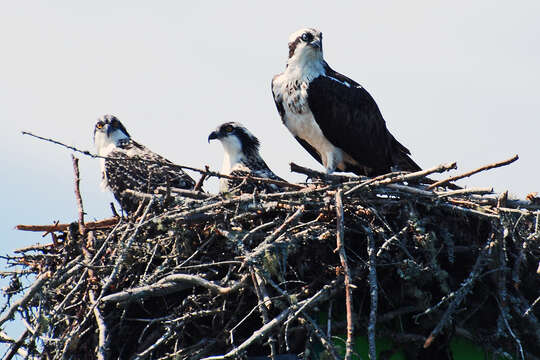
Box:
[272,28,421,177]
[93,115,195,213]
[208,122,285,193]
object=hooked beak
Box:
[208,131,219,143]
[309,40,322,50]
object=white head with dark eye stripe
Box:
[208,122,260,173]
[93,114,131,156]
[287,28,323,64]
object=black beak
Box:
[208,131,219,143]
[309,40,322,49]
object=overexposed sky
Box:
[1,1,539,339]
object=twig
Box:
[101,274,248,303]
[250,272,277,359]
[133,326,173,359]
[290,162,357,182]
[89,290,107,360]
[156,186,211,200]
[203,279,339,360]
[436,187,493,198]
[100,198,154,297]
[243,206,305,266]
[194,167,209,192]
[496,298,525,360]
[301,315,340,360]
[524,296,540,317]
[16,217,119,232]
[71,155,85,235]
[345,162,457,195]
[422,234,494,348]
[365,227,378,360]
[0,272,50,328]
[3,330,30,360]
[22,131,304,190]
[427,154,519,190]
[334,189,354,360]
[376,225,409,258]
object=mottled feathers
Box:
[208,122,285,194]
[94,115,195,213]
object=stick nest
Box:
[2,158,540,360]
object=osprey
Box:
[272,28,421,176]
[93,115,195,213]
[208,122,285,193]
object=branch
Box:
[334,189,354,360]
[422,234,494,348]
[101,274,248,303]
[345,162,457,195]
[22,131,304,190]
[0,272,50,328]
[71,155,85,235]
[202,279,339,360]
[427,154,519,189]
[365,227,378,360]
[290,162,357,182]
[16,217,119,232]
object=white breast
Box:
[273,71,345,173]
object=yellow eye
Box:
[96,122,104,129]
[225,125,234,133]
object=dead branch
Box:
[335,189,354,359]
[427,154,519,189]
[366,227,378,360]
[15,217,119,232]
[0,272,50,328]
[71,155,85,235]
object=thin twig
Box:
[427,154,519,189]
[345,162,457,195]
[0,272,50,328]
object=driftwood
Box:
[2,135,540,360]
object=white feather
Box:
[273,29,348,173]
[94,126,130,190]
[217,134,244,192]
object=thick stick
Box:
[16,217,119,232]
[427,154,519,190]
[334,189,354,360]
[71,155,85,235]
[365,227,378,360]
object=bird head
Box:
[287,28,323,62]
[93,114,131,156]
[208,122,260,160]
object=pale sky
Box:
[1,0,539,345]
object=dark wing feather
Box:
[307,65,420,176]
[226,156,286,194]
[104,141,195,212]
[227,168,283,194]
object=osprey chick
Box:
[272,28,421,176]
[94,114,195,212]
[208,122,285,193]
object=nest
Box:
[2,146,540,360]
